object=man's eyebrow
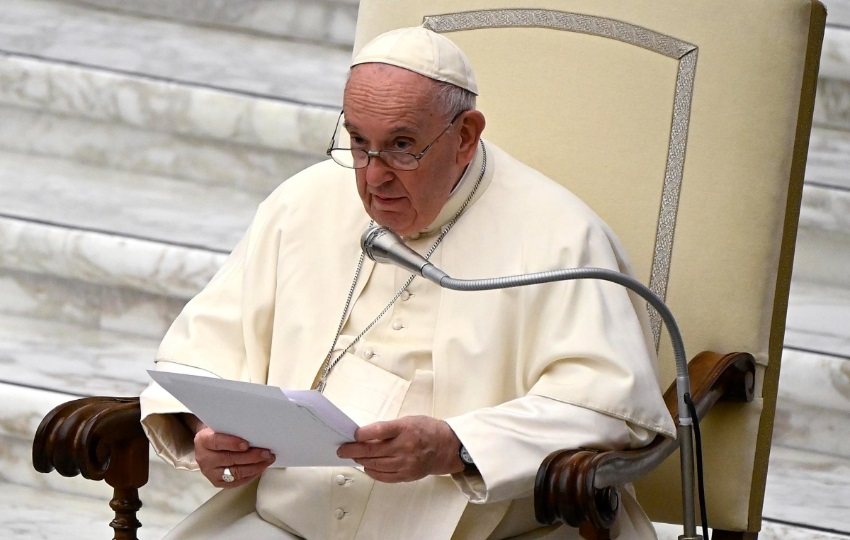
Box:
[342,120,422,136]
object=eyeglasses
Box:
[326,111,462,171]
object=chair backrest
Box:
[354,0,824,533]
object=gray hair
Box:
[432,80,477,120]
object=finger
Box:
[231,457,276,480]
[338,440,393,460]
[205,432,250,452]
[210,454,275,489]
[352,455,403,473]
[228,448,275,466]
[355,420,402,442]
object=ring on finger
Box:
[222,467,236,483]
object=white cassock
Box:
[140,140,676,539]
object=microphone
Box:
[360,224,702,539]
[360,226,449,283]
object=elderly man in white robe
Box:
[140,26,675,539]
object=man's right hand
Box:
[181,414,276,488]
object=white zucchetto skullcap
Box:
[351,26,479,95]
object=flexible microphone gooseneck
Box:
[361,225,703,540]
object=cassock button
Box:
[392,321,403,330]
[363,348,374,359]
[401,290,411,301]
[335,474,347,485]
[409,232,421,240]
[334,508,345,520]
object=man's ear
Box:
[455,110,486,165]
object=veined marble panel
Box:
[773,348,850,457]
[70,0,359,46]
[0,151,261,253]
[0,313,157,397]
[0,269,102,329]
[806,127,850,190]
[821,0,850,28]
[793,184,850,287]
[814,77,850,132]
[0,54,340,155]
[0,217,225,301]
[820,26,850,84]
[799,183,850,235]
[0,481,180,540]
[793,227,850,288]
[0,265,188,339]
[100,285,185,339]
[786,281,850,357]
[0,0,350,106]
[0,105,322,193]
[763,446,850,535]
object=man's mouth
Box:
[371,193,405,208]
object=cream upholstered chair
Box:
[351,0,824,538]
[33,1,824,539]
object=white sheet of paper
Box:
[148,371,359,467]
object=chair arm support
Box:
[32,396,149,540]
[33,396,149,487]
[534,351,756,529]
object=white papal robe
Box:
[140,140,676,539]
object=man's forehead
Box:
[342,109,428,135]
[343,65,436,132]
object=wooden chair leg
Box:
[579,522,611,540]
[33,397,150,540]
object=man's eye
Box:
[392,140,413,151]
[350,136,367,148]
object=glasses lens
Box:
[382,152,418,171]
[330,149,364,169]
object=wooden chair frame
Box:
[33,350,754,540]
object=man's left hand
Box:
[337,416,465,483]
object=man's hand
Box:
[181,414,276,488]
[336,416,465,483]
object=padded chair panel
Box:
[355,0,823,533]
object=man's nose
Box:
[364,153,394,185]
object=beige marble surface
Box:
[0,103,322,194]
[763,446,850,535]
[0,0,350,107]
[785,280,850,357]
[806,127,850,190]
[0,217,224,300]
[0,53,339,195]
[0,314,157,397]
[0,150,262,252]
[0,481,181,540]
[69,0,359,47]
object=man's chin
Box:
[367,211,416,237]
[373,221,418,238]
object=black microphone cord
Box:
[685,393,708,539]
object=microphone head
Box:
[360,225,396,263]
[360,225,429,274]
[360,225,449,284]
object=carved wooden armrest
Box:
[534,351,756,535]
[32,396,149,540]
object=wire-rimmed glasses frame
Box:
[326,110,463,171]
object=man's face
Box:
[343,64,466,237]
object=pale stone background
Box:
[0,1,847,538]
